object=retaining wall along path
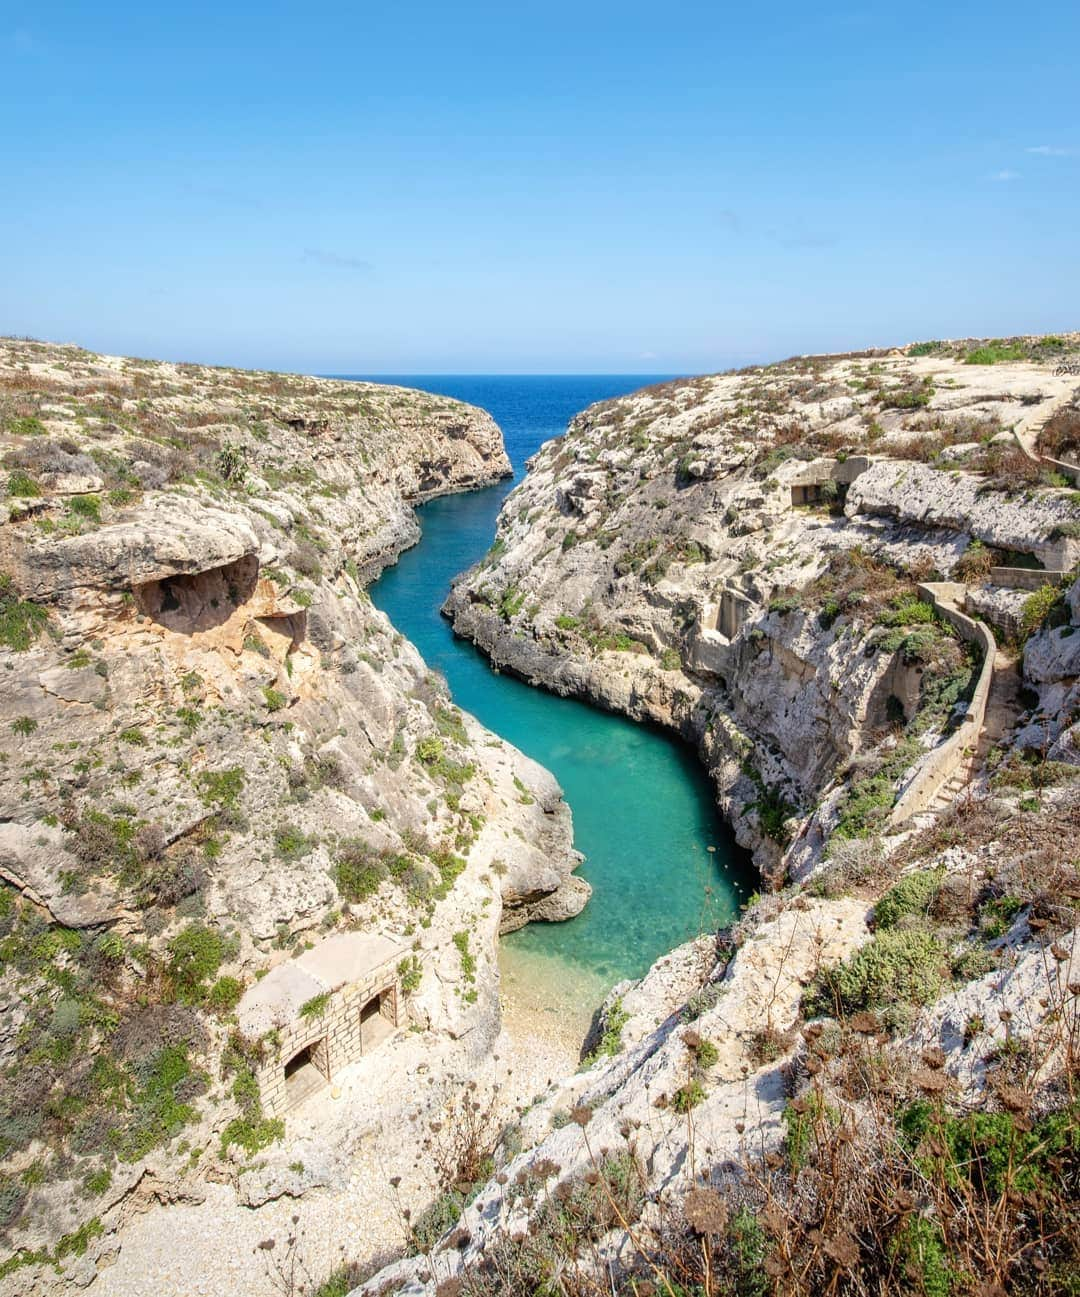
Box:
[888,582,997,827]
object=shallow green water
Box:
[360,376,754,1005]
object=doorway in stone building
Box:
[359,989,395,1052]
[284,1037,329,1107]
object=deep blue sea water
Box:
[339,376,754,1011]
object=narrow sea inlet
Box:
[360,376,754,1024]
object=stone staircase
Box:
[925,648,1022,816]
[928,768,970,815]
[1014,385,1080,483]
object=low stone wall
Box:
[990,566,1070,591]
[888,583,996,827]
[1037,453,1080,486]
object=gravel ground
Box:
[89,979,586,1297]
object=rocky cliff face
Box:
[367,339,1080,1297]
[0,339,586,1289]
[446,340,1080,873]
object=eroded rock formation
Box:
[0,339,587,1291]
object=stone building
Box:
[237,931,408,1116]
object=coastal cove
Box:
[356,375,755,1030]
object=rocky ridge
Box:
[359,336,1080,1296]
[0,339,587,1291]
[446,336,1080,873]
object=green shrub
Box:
[6,415,46,437]
[752,784,797,843]
[889,1215,953,1297]
[68,493,102,523]
[314,1264,367,1297]
[694,1037,719,1069]
[299,992,330,1018]
[410,1189,464,1253]
[54,1215,103,1260]
[873,867,944,929]
[220,1058,284,1156]
[498,586,526,620]
[398,955,422,994]
[833,737,921,839]
[783,1091,836,1171]
[83,1167,112,1196]
[965,341,1027,365]
[805,927,947,1023]
[6,470,40,498]
[333,840,388,901]
[165,923,226,1003]
[219,1113,284,1157]
[197,766,244,807]
[672,1079,706,1112]
[0,572,48,651]
[875,593,934,627]
[1020,584,1066,640]
[453,930,475,982]
[262,685,287,711]
[434,706,468,744]
[206,975,243,1013]
[728,1207,769,1297]
[119,1045,202,1161]
[583,998,629,1066]
[900,1100,1080,1198]
[216,442,248,484]
[882,380,934,409]
[273,824,312,861]
[10,716,37,736]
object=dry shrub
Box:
[974,444,1043,491]
[953,540,997,581]
[0,371,68,395]
[431,1084,501,1195]
[801,549,914,626]
[890,431,941,462]
[1037,405,1080,462]
[112,1003,206,1062]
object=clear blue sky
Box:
[3,2,1078,374]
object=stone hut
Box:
[782,455,873,508]
[237,932,408,1116]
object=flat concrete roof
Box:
[295,931,403,991]
[238,931,406,1038]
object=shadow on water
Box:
[351,375,756,1007]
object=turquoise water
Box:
[352,376,754,1004]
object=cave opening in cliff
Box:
[133,554,260,633]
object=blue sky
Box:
[3,2,1078,373]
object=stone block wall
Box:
[256,958,402,1117]
[888,584,997,827]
